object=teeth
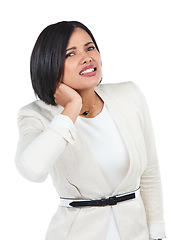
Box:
[80,68,95,75]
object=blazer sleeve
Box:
[15,107,77,182]
[130,82,166,239]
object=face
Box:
[61,27,102,90]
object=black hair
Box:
[30,21,100,105]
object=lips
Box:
[79,65,97,76]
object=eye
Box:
[65,52,75,58]
[87,46,95,51]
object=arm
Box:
[15,83,82,182]
[130,82,166,240]
[15,110,77,182]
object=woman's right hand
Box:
[54,83,82,107]
[54,83,82,123]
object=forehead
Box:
[67,27,92,47]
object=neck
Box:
[76,88,97,115]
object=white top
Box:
[76,103,130,240]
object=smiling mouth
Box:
[80,67,97,75]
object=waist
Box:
[60,187,140,208]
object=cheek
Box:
[94,53,102,67]
[62,62,78,84]
[64,61,77,76]
[97,58,102,74]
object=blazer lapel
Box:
[74,86,137,196]
[94,86,143,194]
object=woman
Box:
[15,21,166,240]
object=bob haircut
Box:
[30,21,100,106]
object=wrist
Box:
[62,101,82,123]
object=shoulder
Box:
[95,81,132,91]
[95,81,144,106]
[96,81,141,95]
[17,100,63,122]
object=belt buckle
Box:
[100,196,117,206]
[108,196,117,205]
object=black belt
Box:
[69,192,136,207]
[60,187,140,208]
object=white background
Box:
[0,0,170,239]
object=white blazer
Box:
[15,81,165,240]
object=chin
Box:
[69,76,101,90]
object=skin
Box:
[62,27,102,91]
[54,27,104,122]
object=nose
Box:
[81,52,92,65]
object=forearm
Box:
[15,127,68,182]
[61,100,82,123]
[15,113,77,182]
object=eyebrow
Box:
[66,41,94,52]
